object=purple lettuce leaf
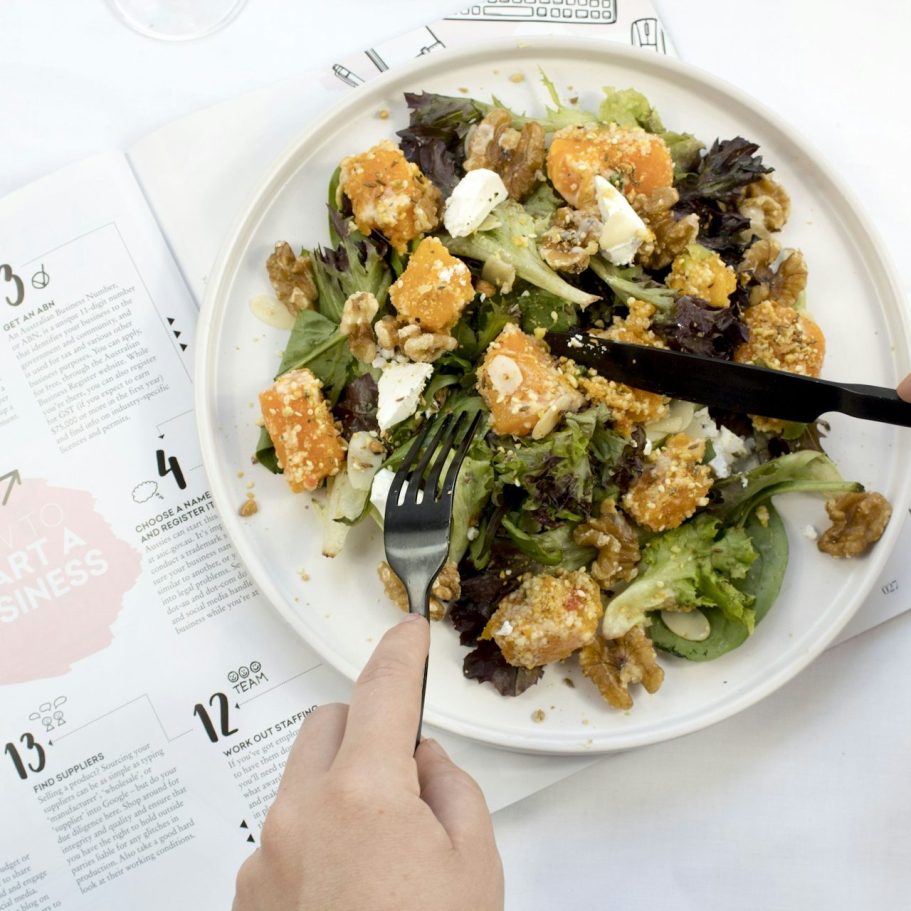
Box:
[396,92,490,196]
[462,640,543,697]
[656,294,749,360]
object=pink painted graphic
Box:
[0,478,141,684]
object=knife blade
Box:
[546,332,911,428]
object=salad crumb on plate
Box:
[253,75,892,712]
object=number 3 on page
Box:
[0,264,24,307]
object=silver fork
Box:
[383,408,484,746]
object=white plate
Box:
[195,37,910,754]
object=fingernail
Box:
[898,374,911,402]
[422,738,448,757]
[399,611,424,623]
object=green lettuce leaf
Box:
[710,451,863,527]
[601,514,757,639]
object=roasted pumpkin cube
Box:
[546,124,674,209]
[338,140,441,254]
[389,237,474,333]
[477,323,584,438]
[259,368,345,493]
[482,570,604,668]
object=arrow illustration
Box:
[1,469,21,506]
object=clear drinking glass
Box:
[105,0,248,41]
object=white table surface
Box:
[6,1,911,908]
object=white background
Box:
[5,1,911,909]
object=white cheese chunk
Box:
[708,425,748,479]
[683,407,748,479]
[594,174,651,265]
[443,168,508,238]
[370,468,395,519]
[376,362,433,431]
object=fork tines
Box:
[387,410,483,511]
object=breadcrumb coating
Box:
[578,300,670,435]
[389,237,474,334]
[547,124,674,209]
[667,244,737,308]
[622,433,713,532]
[482,570,603,669]
[259,368,345,493]
[339,140,441,253]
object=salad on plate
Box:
[253,76,892,711]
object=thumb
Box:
[898,373,911,403]
[415,738,497,851]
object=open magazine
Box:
[0,7,906,910]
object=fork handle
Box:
[402,575,434,751]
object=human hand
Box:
[898,374,911,402]
[232,614,504,911]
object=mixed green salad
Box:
[254,76,891,711]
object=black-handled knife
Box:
[546,332,911,427]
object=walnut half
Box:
[464,109,545,201]
[375,315,457,364]
[818,491,891,558]
[579,626,664,710]
[266,242,318,315]
[339,291,379,363]
[632,187,699,271]
[738,174,791,236]
[378,561,461,621]
[538,206,602,273]
[573,499,641,588]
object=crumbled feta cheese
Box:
[443,168,508,238]
[376,362,434,431]
[803,524,819,541]
[683,406,719,441]
[594,175,651,265]
[466,526,480,541]
[708,425,748,478]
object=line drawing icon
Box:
[332,63,365,87]
[630,17,667,53]
[31,264,50,290]
[29,695,68,733]
[447,1,617,24]
[132,479,163,503]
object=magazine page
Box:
[0,150,601,911]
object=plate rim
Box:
[195,35,911,754]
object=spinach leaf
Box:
[649,607,750,662]
[517,287,579,335]
[648,504,788,660]
[254,426,281,474]
[737,503,788,623]
[277,310,352,403]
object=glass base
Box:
[105,0,248,41]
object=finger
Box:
[898,374,911,403]
[415,738,497,852]
[272,703,348,804]
[333,614,429,780]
